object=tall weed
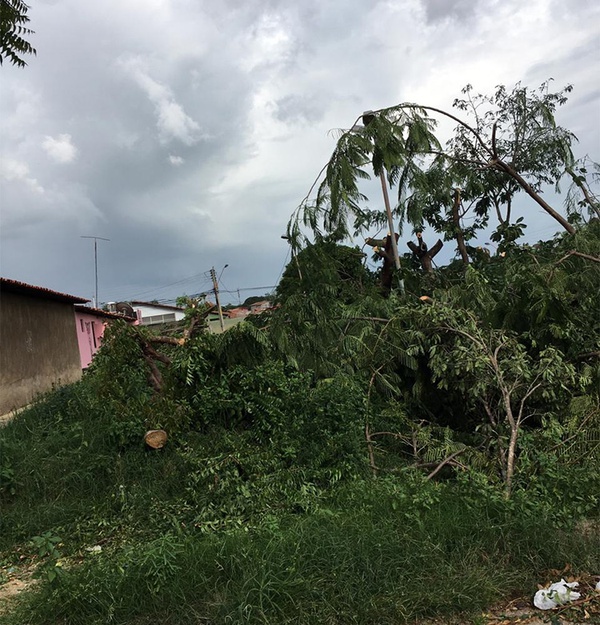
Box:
[4,478,598,625]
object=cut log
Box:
[144,429,168,449]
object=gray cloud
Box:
[1,0,598,304]
[421,0,482,23]
[274,94,326,125]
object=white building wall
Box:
[134,304,185,326]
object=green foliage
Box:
[5,479,598,625]
[87,321,152,404]
[30,532,64,584]
[30,531,61,560]
[410,81,578,246]
[131,533,185,596]
[241,294,272,307]
[275,240,373,304]
[176,295,212,333]
[288,104,440,246]
[0,447,17,497]
[0,0,36,67]
[0,213,599,624]
[452,81,575,190]
[289,80,594,273]
[563,155,600,219]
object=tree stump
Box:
[407,233,443,272]
[144,429,168,449]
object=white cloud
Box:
[118,57,206,146]
[241,13,295,72]
[0,158,44,194]
[42,134,78,164]
[169,154,184,166]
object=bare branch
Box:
[491,121,498,158]
[438,324,487,352]
[426,449,467,480]
[576,351,600,361]
[555,250,600,265]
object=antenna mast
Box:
[81,236,110,307]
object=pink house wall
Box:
[74,311,107,369]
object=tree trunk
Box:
[505,424,518,498]
[407,235,443,273]
[451,189,470,267]
[497,161,576,234]
[500,385,518,498]
[366,234,398,296]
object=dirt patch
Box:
[577,518,600,539]
[482,596,600,624]
[0,567,36,615]
[413,578,600,624]
[0,578,28,601]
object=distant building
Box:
[227,307,250,319]
[0,278,88,414]
[130,301,186,326]
[249,300,272,314]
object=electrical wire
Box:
[220,285,277,294]
[272,247,291,289]
[123,271,213,300]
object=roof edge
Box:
[0,278,89,304]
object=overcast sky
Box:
[1,0,598,305]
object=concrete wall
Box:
[0,292,82,414]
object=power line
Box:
[124,271,213,299]
[219,278,231,294]
[220,285,277,294]
[274,247,291,287]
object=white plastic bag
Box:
[533,578,581,610]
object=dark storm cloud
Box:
[0,0,271,299]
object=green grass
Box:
[2,479,599,624]
[1,384,599,624]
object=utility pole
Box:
[81,236,110,307]
[210,267,225,332]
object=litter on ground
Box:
[533,578,581,610]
